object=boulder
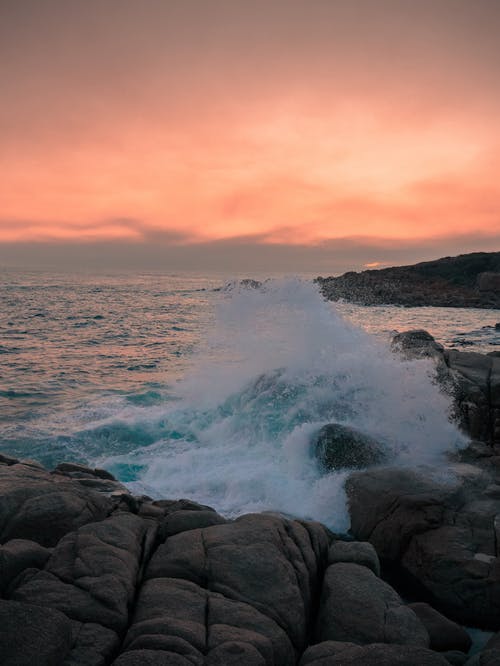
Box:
[300,641,450,665]
[328,540,380,576]
[314,562,429,647]
[407,602,472,653]
[0,462,111,546]
[120,513,329,665]
[346,466,500,628]
[11,513,155,633]
[313,423,388,471]
[465,649,500,666]
[0,600,73,665]
[391,329,445,360]
[0,538,51,594]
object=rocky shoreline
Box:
[316,252,500,309]
[2,333,500,665]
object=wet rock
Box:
[11,513,155,639]
[442,651,468,666]
[464,649,500,666]
[0,462,111,546]
[408,602,472,653]
[121,513,329,664]
[66,621,120,666]
[0,599,73,665]
[328,540,380,576]
[53,462,117,481]
[315,562,429,646]
[313,423,388,471]
[391,329,445,360]
[159,509,227,540]
[346,466,500,628]
[0,452,19,466]
[300,641,450,665]
[0,538,51,594]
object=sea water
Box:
[1,269,499,530]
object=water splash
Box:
[97,279,464,530]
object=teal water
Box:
[1,269,498,528]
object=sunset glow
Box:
[1,0,499,269]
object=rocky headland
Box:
[316,252,500,308]
[2,332,500,665]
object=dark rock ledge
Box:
[0,453,496,666]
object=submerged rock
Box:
[313,423,389,471]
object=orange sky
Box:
[1,0,499,270]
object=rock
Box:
[313,423,388,471]
[442,651,468,666]
[391,330,445,360]
[316,252,500,308]
[387,331,500,447]
[11,513,155,637]
[123,513,329,664]
[0,538,51,594]
[0,599,73,665]
[66,621,120,666]
[300,641,450,665]
[0,462,112,546]
[53,462,117,481]
[485,631,500,650]
[328,540,380,576]
[113,649,196,665]
[408,602,472,653]
[464,649,500,666]
[477,272,500,292]
[159,509,227,540]
[0,452,19,466]
[346,466,500,628]
[315,562,429,647]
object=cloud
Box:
[1,230,498,275]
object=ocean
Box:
[1,268,499,530]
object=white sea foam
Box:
[99,279,466,530]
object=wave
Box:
[90,279,465,531]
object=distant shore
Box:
[316,251,500,309]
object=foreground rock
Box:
[346,465,500,629]
[2,454,481,665]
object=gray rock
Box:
[346,466,500,628]
[300,642,450,665]
[11,513,155,634]
[0,538,51,594]
[0,462,111,546]
[122,513,329,664]
[65,621,120,666]
[442,651,468,665]
[0,452,19,466]
[313,423,388,471]
[314,562,429,647]
[465,649,500,666]
[113,650,194,665]
[328,540,380,576]
[391,329,445,360]
[0,600,73,665]
[408,603,472,653]
[159,509,227,539]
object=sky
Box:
[1,0,499,273]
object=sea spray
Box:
[96,279,465,530]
